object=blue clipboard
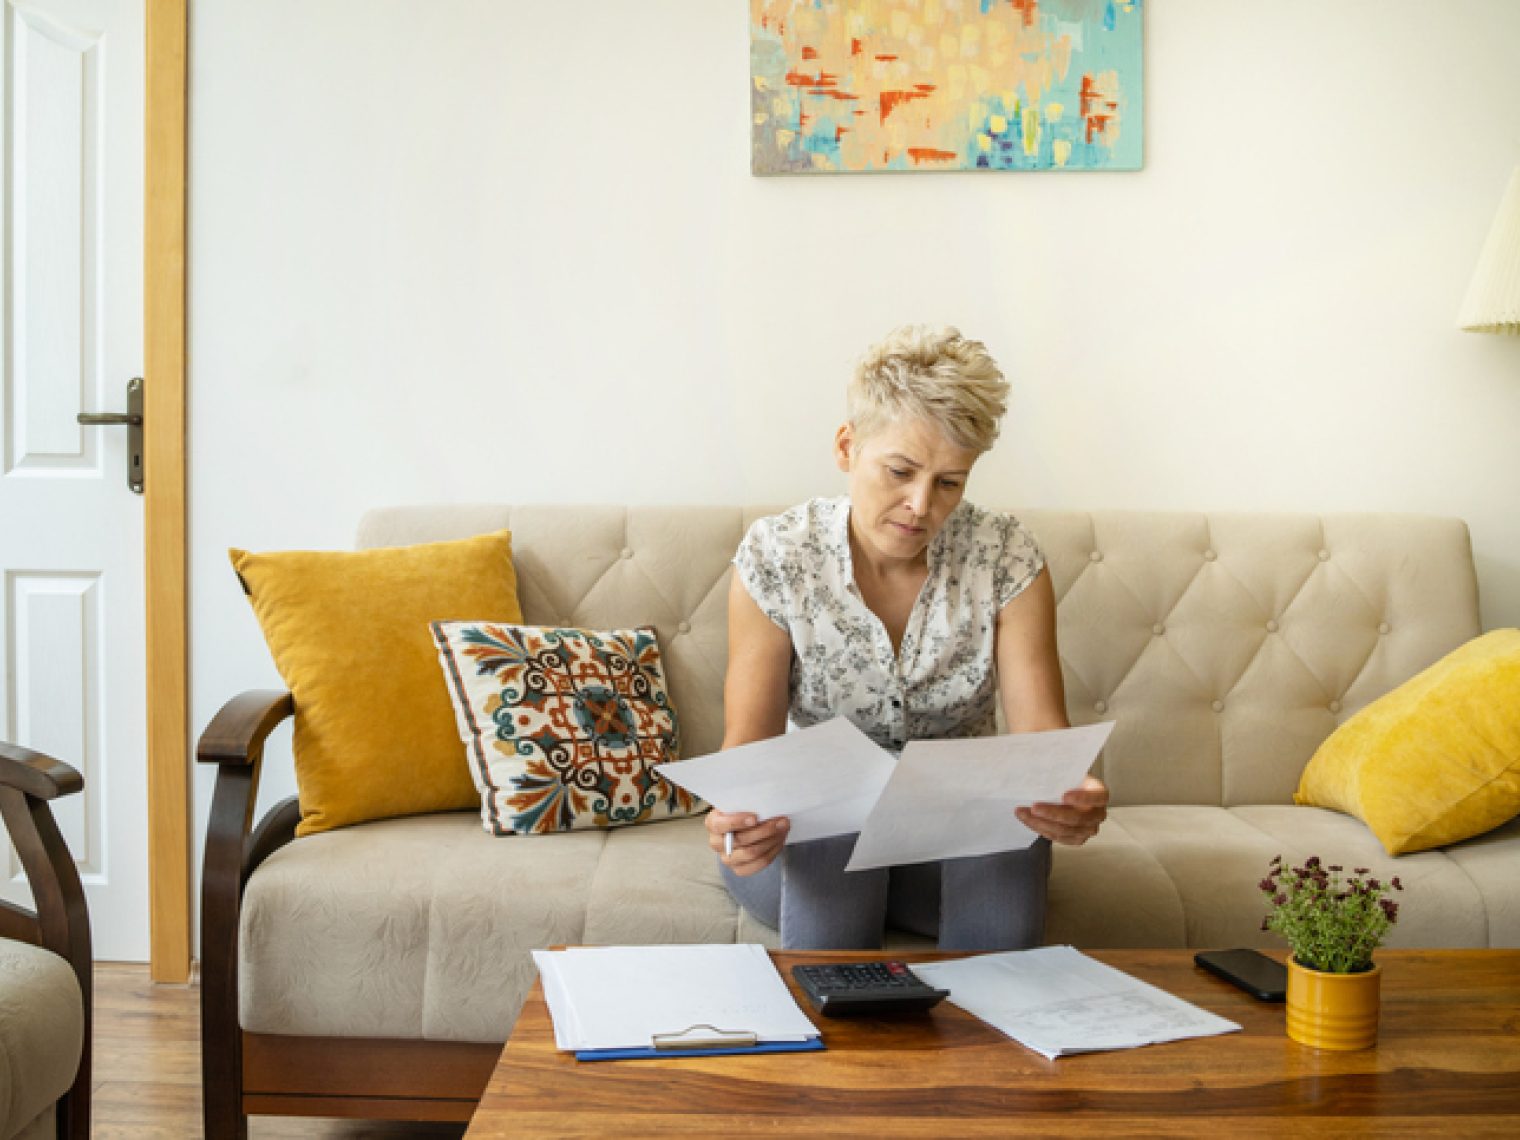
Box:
[574,1022,825,1062]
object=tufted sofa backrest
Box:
[358,506,1480,808]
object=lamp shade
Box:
[1459,165,1520,334]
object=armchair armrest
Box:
[0,741,92,1140]
[0,740,84,800]
[0,743,89,955]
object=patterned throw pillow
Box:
[432,622,703,835]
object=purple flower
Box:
[1261,853,1400,969]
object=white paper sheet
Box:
[844,721,1115,871]
[531,943,819,1052]
[654,717,896,843]
[912,946,1240,1060]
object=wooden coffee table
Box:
[466,949,1520,1136]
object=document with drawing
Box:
[912,946,1241,1059]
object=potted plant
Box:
[1260,855,1404,1050]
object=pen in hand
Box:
[724,831,734,858]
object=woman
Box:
[707,324,1108,951]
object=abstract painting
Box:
[750,0,1143,175]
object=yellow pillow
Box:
[1295,628,1520,855]
[231,531,522,836]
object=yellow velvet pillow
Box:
[1295,628,1520,855]
[230,531,522,836]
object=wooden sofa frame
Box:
[199,690,500,1138]
[0,743,93,1140]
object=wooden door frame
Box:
[145,0,189,983]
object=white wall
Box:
[189,0,1520,835]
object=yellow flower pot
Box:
[1285,958,1381,1050]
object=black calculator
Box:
[791,960,950,1017]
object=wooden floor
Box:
[94,964,467,1139]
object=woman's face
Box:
[835,416,981,567]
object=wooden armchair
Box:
[0,743,92,1140]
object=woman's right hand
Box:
[706,809,789,876]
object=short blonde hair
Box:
[847,325,1010,453]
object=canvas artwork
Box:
[750,0,1143,175]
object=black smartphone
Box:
[1194,948,1288,1002]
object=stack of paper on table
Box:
[531,943,822,1061]
[913,946,1241,1060]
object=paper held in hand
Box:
[844,721,1115,871]
[654,717,897,844]
[912,946,1241,1060]
[654,717,1113,869]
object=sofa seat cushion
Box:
[240,806,1520,1043]
[0,939,83,1139]
[239,813,747,1042]
[1048,806,1520,952]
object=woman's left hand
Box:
[1016,775,1108,846]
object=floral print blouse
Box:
[732,496,1046,752]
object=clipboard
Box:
[576,1023,826,1062]
[532,944,824,1062]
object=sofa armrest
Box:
[0,741,92,1140]
[197,688,299,884]
[198,688,295,1140]
[198,688,296,769]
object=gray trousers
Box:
[720,833,1052,951]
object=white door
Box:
[0,0,148,961]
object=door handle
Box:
[76,377,144,494]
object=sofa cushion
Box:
[0,940,83,1140]
[239,806,1520,1043]
[360,507,1482,813]
[432,622,702,835]
[1442,815,1520,947]
[231,532,522,835]
[239,813,748,1042]
[1293,629,1520,855]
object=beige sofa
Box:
[199,505,1520,1134]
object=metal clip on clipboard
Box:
[650,1024,760,1051]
